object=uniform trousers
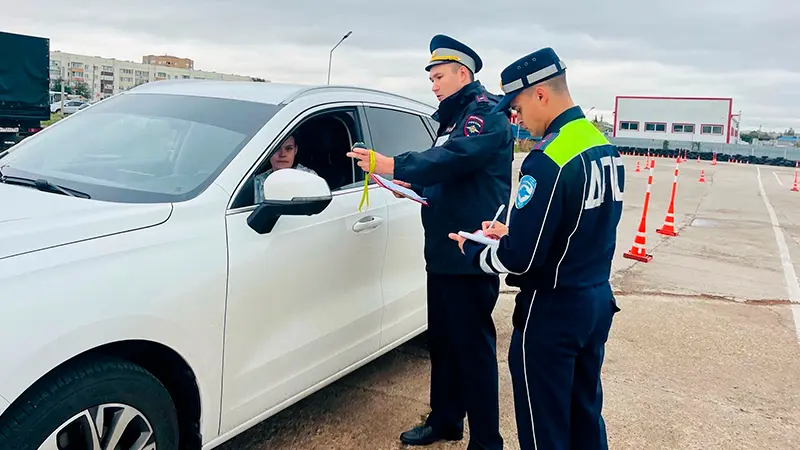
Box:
[508,282,618,450]
[425,273,503,450]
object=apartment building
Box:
[142,54,194,70]
[49,50,263,100]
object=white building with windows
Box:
[613,96,738,144]
[49,50,262,101]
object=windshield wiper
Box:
[0,170,90,199]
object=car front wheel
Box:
[0,356,179,450]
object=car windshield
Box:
[1,92,281,203]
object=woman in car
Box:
[253,134,318,202]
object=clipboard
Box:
[371,174,429,206]
[458,230,500,247]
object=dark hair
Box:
[450,63,475,82]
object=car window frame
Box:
[359,102,437,182]
[226,101,370,214]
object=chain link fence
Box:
[608,137,800,161]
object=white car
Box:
[0,80,436,449]
[51,99,89,115]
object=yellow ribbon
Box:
[358,149,376,212]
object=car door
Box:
[220,104,388,432]
[361,104,431,348]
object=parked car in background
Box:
[0,80,435,449]
[50,99,89,115]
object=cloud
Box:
[5,0,799,131]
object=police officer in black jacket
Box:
[347,34,512,450]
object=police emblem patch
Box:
[515,175,537,209]
[464,115,484,136]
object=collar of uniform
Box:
[544,105,585,136]
[433,80,484,126]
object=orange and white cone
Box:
[712,153,717,166]
[635,161,641,172]
[698,169,706,183]
[657,162,680,237]
[624,167,655,263]
[792,161,799,192]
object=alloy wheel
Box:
[37,403,156,450]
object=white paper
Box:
[372,174,428,204]
[434,134,450,147]
[458,230,500,247]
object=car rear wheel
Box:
[0,356,179,450]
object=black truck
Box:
[0,31,50,151]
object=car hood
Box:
[0,183,172,259]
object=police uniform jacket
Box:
[394,81,514,276]
[463,106,624,328]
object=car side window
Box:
[230,109,361,209]
[425,117,440,136]
[364,107,435,158]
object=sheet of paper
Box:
[458,230,500,247]
[371,174,428,205]
[434,134,450,146]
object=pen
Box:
[487,204,505,232]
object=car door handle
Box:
[353,215,384,232]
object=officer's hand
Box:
[392,180,412,199]
[481,221,508,239]
[346,146,395,175]
[447,233,466,254]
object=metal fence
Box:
[607,137,800,161]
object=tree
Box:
[786,128,795,136]
[72,81,91,99]
[51,77,71,94]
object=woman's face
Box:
[270,136,298,170]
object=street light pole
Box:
[327,31,352,85]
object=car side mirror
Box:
[247,168,333,234]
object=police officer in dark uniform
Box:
[449,47,624,450]
[347,34,512,450]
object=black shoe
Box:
[399,424,463,446]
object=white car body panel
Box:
[0,184,172,259]
[0,80,436,448]
[0,183,232,442]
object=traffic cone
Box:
[792,161,799,192]
[650,159,656,169]
[657,162,680,237]
[698,169,705,183]
[635,161,641,172]
[624,166,655,263]
[697,155,700,163]
[712,153,717,166]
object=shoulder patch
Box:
[464,115,484,136]
[532,132,558,152]
[475,94,489,103]
[515,175,537,209]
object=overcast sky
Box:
[6,0,798,131]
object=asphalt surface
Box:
[220,154,800,450]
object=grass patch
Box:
[42,113,65,127]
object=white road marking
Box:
[757,167,800,344]
[773,172,784,187]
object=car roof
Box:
[126,79,436,115]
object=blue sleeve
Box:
[393,111,510,187]
[463,151,564,274]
